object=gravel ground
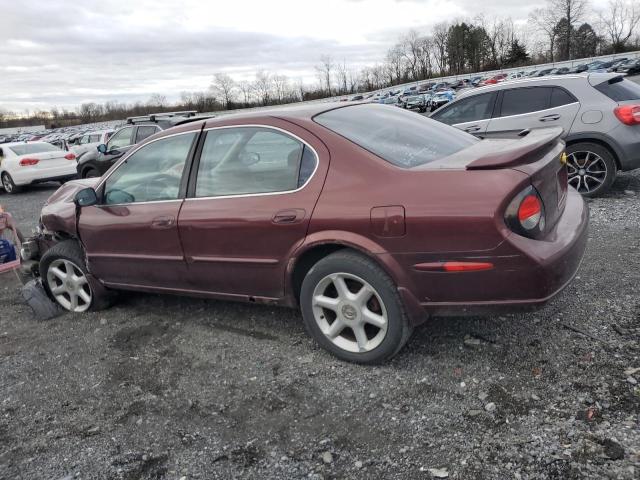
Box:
[0,169,639,479]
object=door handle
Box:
[539,114,560,122]
[151,215,175,229]
[272,209,305,224]
[463,125,481,132]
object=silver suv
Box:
[430,73,640,196]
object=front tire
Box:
[300,250,412,364]
[566,142,617,197]
[82,167,100,179]
[40,240,112,312]
[1,172,20,194]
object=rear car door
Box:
[430,92,497,136]
[485,86,580,138]
[178,121,329,300]
[79,131,198,289]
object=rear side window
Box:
[315,104,477,168]
[594,78,640,101]
[550,88,577,107]
[432,92,496,125]
[500,87,552,117]
[136,126,159,143]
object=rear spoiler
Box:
[466,127,563,170]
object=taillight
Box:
[614,104,640,125]
[505,186,546,238]
[64,153,76,160]
[19,158,39,166]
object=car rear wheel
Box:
[566,143,617,197]
[1,172,20,194]
[40,240,112,312]
[300,250,412,364]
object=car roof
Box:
[455,73,622,100]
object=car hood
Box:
[40,178,100,236]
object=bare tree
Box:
[237,81,252,104]
[271,74,289,103]
[211,73,236,108]
[530,7,560,61]
[252,70,273,105]
[399,30,423,80]
[598,0,640,52]
[335,59,349,94]
[432,23,449,74]
[552,0,589,59]
[147,93,168,108]
[316,55,334,95]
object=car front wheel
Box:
[40,240,112,312]
[300,250,413,364]
[566,142,617,197]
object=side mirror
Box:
[97,144,107,154]
[239,151,260,166]
[74,187,98,207]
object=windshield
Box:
[314,104,477,168]
[9,143,60,155]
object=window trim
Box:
[95,129,199,207]
[184,124,320,202]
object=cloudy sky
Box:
[0,0,610,113]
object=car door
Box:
[178,121,329,300]
[78,131,198,289]
[484,86,580,138]
[95,126,135,174]
[430,91,497,136]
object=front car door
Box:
[95,126,135,175]
[178,121,329,300]
[430,92,497,136]
[484,86,580,138]
[79,130,198,289]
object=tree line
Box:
[1,0,638,129]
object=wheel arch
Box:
[286,232,413,306]
[565,133,622,170]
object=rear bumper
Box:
[12,165,77,186]
[400,189,588,319]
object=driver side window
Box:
[432,92,496,125]
[107,127,134,150]
[103,132,196,205]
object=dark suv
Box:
[75,111,206,178]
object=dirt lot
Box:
[0,170,639,480]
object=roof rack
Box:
[126,110,198,124]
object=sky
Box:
[0,0,611,113]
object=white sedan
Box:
[0,142,77,194]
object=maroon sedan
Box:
[27,103,588,363]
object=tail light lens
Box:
[64,153,76,160]
[19,158,39,166]
[614,105,640,125]
[505,186,546,238]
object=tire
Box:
[1,172,21,194]
[82,167,100,179]
[566,142,617,197]
[300,250,413,364]
[39,240,113,312]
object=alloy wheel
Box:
[311,272,388,353]
[2,174,13,193]
[567,151,608,194]
[46,259,92,312]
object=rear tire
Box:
[40,240,113,312]
[1,172,21,194]
[300,250,413,364]
[566,142,617,197]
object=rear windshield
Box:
[9,143,60,155]
[314,104,477,168]
[594,77,640,101]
